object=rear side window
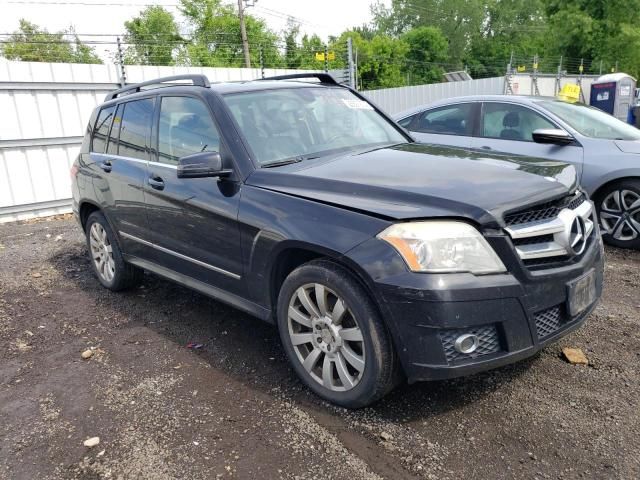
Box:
[106,104,124,155]
[413,104,474,136]
[157,96,221,165]
[91,105,115,153]
[118,98,154,160]
[482,103,556,142]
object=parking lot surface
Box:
[1,216,639,479]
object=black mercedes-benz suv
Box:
[71,73,603,408]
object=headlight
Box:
[377,221,506,274]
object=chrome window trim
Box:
[119,231,241,280]
[88,154,179,170]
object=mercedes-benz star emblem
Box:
[568,216,587,256]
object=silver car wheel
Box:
[287,283,365,392]
[89,222,116,283]
[600,189,640,241]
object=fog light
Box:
[454,334,479,354]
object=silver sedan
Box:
[395,95,640,249]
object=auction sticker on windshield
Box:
[342,99,374,110]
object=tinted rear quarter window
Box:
[118,98,154,160]
[91,105,115,153]
[106,104,124,155]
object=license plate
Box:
[567,270,597,317]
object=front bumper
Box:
[347,232,604,383]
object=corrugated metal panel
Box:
[362,77,505,115]
[0,60,314,223]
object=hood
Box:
[614,140,640,154]
[247,143,577,226]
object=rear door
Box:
[405,102,478,148]
[143,95,244,295]
[91,98,155,258]
[471,102,584,175]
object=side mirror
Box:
[532,128,575,146]
[176,151,232,179]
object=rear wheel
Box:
[85,211,142,290]
[596,179,640,250]
[277,260,399,408]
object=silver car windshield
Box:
[223,87,407,165]
[539,100,640,141]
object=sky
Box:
[0,0,389,59]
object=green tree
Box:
[543,0,640,77]
[331,31,409,89]
[466,0,546,78]
[283,20,301,69]
[401,26,448,84]
[124,6,182,65]
[1,19,102,64]
[179,0,282,68]
[372,0,485,68]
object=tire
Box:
[595,179,640,250]
[85,211,143,291]
[277,259,399,408]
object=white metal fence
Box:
[0,60,602,223]
[0,60,314,222]
[362,77,505,115]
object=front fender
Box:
[238,185,389,308]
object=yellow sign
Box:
[517,65,526,72]
[533,62,538,70]
[315,51,335,62]
[558,83,581,103]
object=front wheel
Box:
[277,260,399,408]
[596,179,640,250]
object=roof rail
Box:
[104,74,210,101]
[258,73,340,85]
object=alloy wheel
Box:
[287,283,365,392]
[89,222,116,283]
[600,189,640,241]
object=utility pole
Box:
[237,0,251,68]
[347,37,355,89]
[532,54,540,96]
[554,55,563,96]
[504,50,514,95]
[116,36,126,87]
[324,44,329,74]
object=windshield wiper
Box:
[261,155,321,168]
[261,157,303,168]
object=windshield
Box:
[539,100,640,141]
[223,86,407,165]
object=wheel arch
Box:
[591,175,640,203]
[268,242,384,324]
[78,200,102,231]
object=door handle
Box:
[148,175,165,190]
[99,160,112,172]
[480,146,492,150]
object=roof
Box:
[393,95,560,119]
[594,73,637,84]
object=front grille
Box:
[504,192,585,227]
[513,234,554,247]
[504,191,594,270]
[440,325,501,363]
[534,305,564,339]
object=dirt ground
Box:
[0,216,639,480]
